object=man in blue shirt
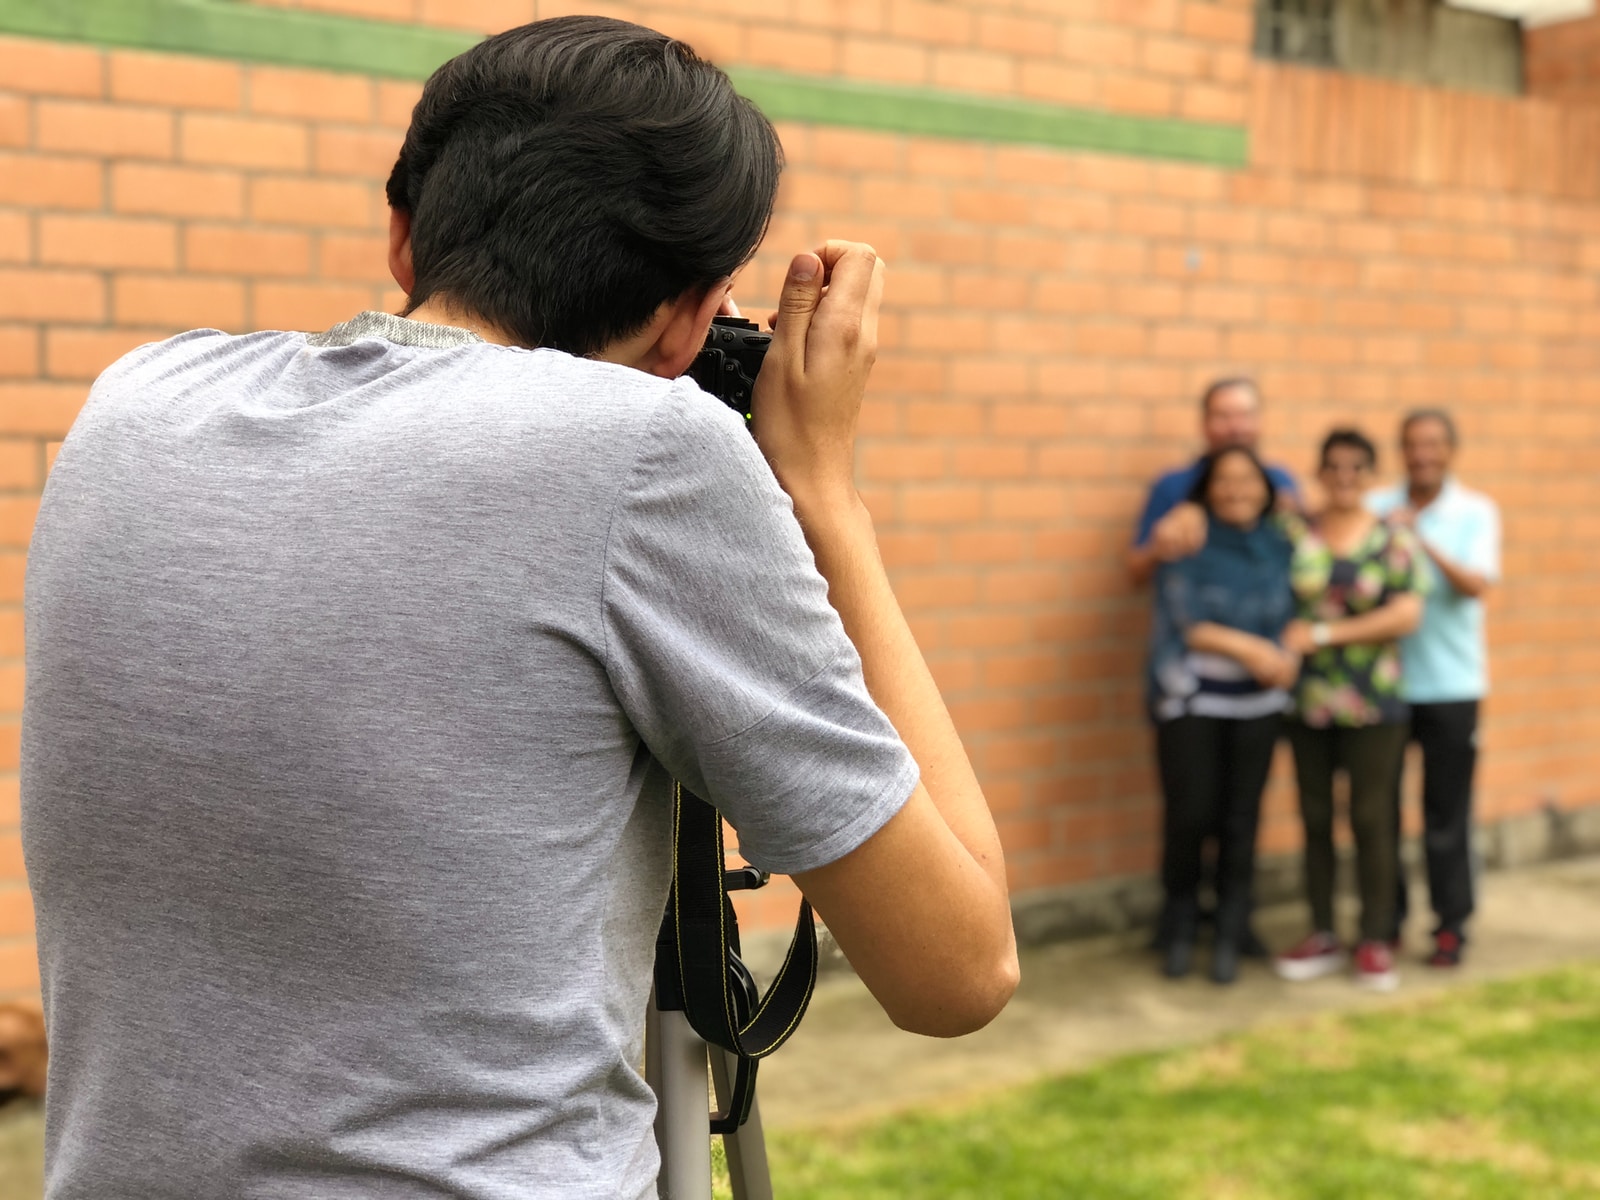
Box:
[1126,378,1299,587]
[1368,409,1501,968]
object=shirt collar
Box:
[307,310,485,350]
[1414,477,1462,513]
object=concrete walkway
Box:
[756,855,1600,1129]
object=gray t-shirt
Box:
[22,312,917,1199]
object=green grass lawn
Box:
[725,962,1600,1200]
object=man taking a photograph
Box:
[22,19,1018,1198]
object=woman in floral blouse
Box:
[1275,429,1425,993]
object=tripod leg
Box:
[645,996,665,1159]
[648,997,713,1200]
[709,1047,773,1200]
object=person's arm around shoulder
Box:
[755,244,1018,1038]
[1126,493,1207,587]
[1126,541,1160,588]
[1269,466,1304,516]
[1385,496,1498,600]
[1410,531,1492,599]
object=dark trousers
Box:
[1287,721,1408,943]
[1393,700,1480,937]
[1156,713,1281,944]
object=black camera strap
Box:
[654,781,818,1133]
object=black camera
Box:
[689,316,771,426]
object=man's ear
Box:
[388,207,415,296]
[638,282,729,380]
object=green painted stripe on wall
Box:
[0,0,478,79]
[0,0,1248,166]
[727,70,1248,166]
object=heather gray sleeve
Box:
[601,382,918,875]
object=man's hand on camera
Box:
[753,241,885,512]
[738,241,1018,1038]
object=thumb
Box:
[772,252,822,367]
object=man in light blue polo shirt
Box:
[1368,409,1500,968]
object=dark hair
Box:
[1187,445,1277,520]
[386,16,783,356]
[1200,376,1260,415]
[1401,407,1459,447]
[1319,428,1378,470]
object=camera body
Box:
[689,316,771,426]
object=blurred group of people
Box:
[1129,381,1501,990]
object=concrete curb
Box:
[742,804,1600,983]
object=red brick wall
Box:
[2,3,1599,991]
[1526,14,1600,103]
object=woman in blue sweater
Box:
[1149,446,1298,983]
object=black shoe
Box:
[1240,926,1270,960]
[1428,929,1465,968]
[1210,941,1240,985]
[1159,896,1200,979]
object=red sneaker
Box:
[1428,930,1464,968]
[1273,931,1345,982]
[1353,940,1399,992]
